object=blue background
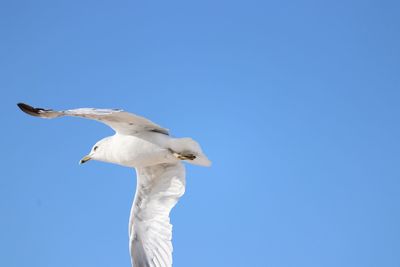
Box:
[1,0,400,266]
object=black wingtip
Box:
[17,102,46,117]
[17,102,27,109]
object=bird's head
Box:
[79,137,111,164]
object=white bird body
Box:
[17,103,211,267]
[92,133,176,168]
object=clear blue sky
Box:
[1,0,400,266]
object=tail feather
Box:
[168,138,211,167]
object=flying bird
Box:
[17,102,211,267]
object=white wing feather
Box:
[17,103,169,135]
[129,163,185,267]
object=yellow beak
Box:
[79,155,92,165]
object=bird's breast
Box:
[108,134,174,168]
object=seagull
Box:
[17,102,211,267]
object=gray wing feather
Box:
[17,102,169,135]
[130,163,185,267]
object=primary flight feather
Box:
[17,103,211,267]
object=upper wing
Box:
[17,102,169,135]
[130,163,185,267]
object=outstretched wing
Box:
[17,103,169,135]
[130,163,185,267]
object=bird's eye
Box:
[93,146,98,151]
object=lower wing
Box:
[129,163,186,267]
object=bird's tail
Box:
[168,138,211,167]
